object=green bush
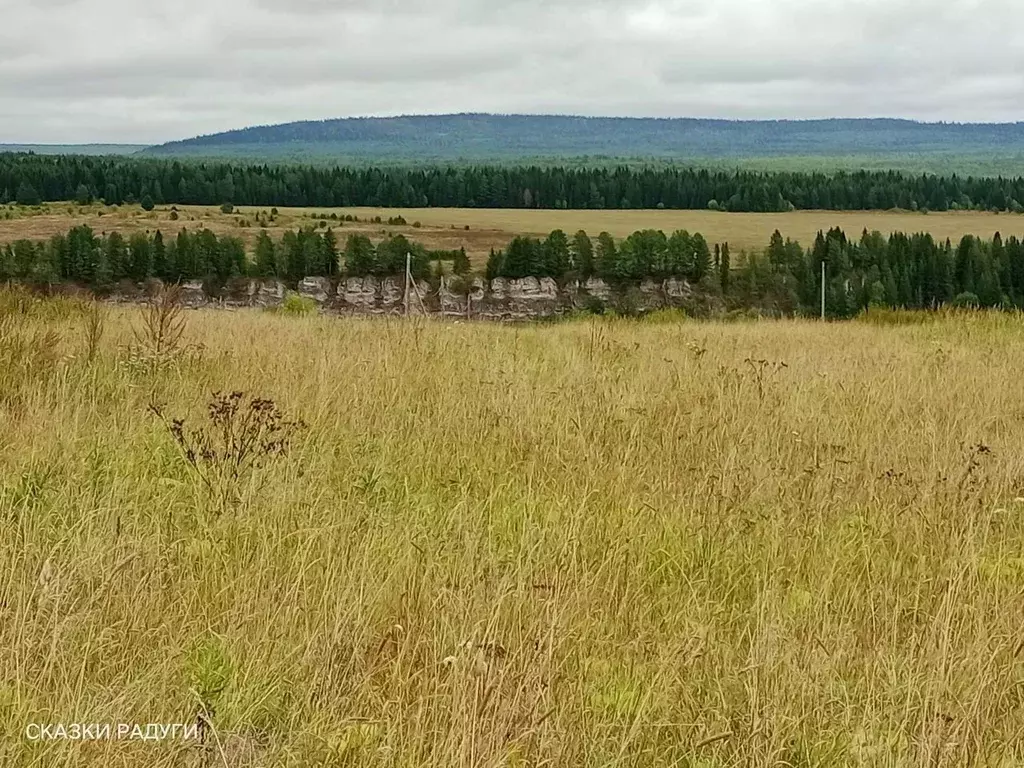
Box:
[279,292,317,316]
[952,292,981,309]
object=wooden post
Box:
[404,252,411,318]
[820,260,826,320]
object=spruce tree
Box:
[485,249,504,281]
[595,232,618,279]
[254,231,277,278]
[692,234,712,282]
[152,231,168,280]
[15,181,40,207]
[127,232,152,282]
[543,229,570,278]
[344,235,377,276]
[323,228,339,276]
[452,248,471,276]
[571,230,594,279]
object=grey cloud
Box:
[0,0,1022,143]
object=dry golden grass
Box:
[0,203,505,266]
[3,294,1024,766]
[4,203,1024,271]
[323,206,1024,255]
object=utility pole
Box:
[404,252,411,318]
[820,260,826,320]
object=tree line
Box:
[0,226,468,288]
[480,227,1024,316]
[7,153,1024,212]
[3,222,1022,317]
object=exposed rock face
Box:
[299,277,331,303]
[585,278,612,301]
[469,278,486,302]
[380,277,404,308]
[489,277,509,301]
[438,277,468,316]
[339,277,378,310]
[102,274,717,319]
[665,277,692,299]
[222,277,257,304]
[256,279,286,306]
[180,280,207,307]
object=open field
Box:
[4,203,1024,270]
[3,296,1024,766]
[322,207,1024,253]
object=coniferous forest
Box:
[3,222,1021,317]
[6,153,1024,212]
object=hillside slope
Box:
[142,114,1024,167]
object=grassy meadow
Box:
[3,202,1024,271]
[3,293,1024,766]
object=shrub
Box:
[220,202,234,215]
[74,184,93,206]
[952,292,980,309]
[280,292,317,317]
[151,391,305,515]
[583,295,607,315]
[131,284,188,367]
[140,195,155,212]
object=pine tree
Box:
[344,235,377,276]
[485,249,503,280]
[254,231,277,278]
[452,247,471,276]
[15,181,41,207]
[571,230,594,279]
[105,232,128,281]
[152,230,168,280]
[692,234,711,282]
[543,230,570,278]
[595,232,618,279]
[666,230,693,277]
[323,228,339,276]
[127,232,152,282]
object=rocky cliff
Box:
[107,275,721,320]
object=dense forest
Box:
[143,114,1024,165]
[3,222,1020,317]
[6,153,1024,213]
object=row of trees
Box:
[4,222,1024,317]
[486,229,723,285]
[0,227,469,287]
[485,226,1024,314]
[737,228,1024,316]
[6,153,1024,212]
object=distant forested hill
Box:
[141,114,1024,170]
[0,144,145,156]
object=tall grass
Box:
[2,298,1024,766]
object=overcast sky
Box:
[1,0,1020,144]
